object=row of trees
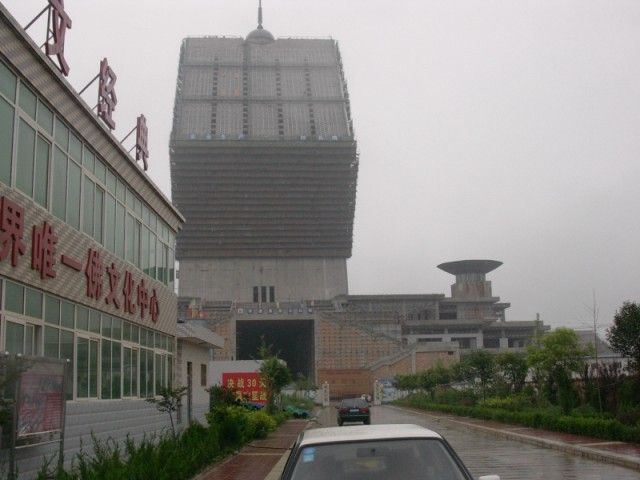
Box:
[396,325,639,417]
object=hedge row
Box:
[398,395,640,443]
[36,407,288,480]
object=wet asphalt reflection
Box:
[311,404,639,480]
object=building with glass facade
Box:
[0,4,184,477]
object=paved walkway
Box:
[194,419,307,480]
[391,405,640,472]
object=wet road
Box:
[313,405,640,480]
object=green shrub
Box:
[207,405,255,447]
[248,410,277,439]
[396,394,640,443]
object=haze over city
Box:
[6,0,640,333]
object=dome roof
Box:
[437,260,503,275]
[246,26,275,45]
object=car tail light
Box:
[339,408,348,414]
[361,407,369,413]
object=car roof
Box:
[299,424,442,447]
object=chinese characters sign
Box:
[98,58,117,130]
[45,0,72,76]
[222,372,267,404]
[136,114,149,171]
[0,195,161,324]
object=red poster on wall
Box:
[222,372,267,405]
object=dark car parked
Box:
[337,397,370,426]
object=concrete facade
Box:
[179,257,348,302]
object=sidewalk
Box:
[393,405,640,472]
[193,419,308,480]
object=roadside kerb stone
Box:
[390,405,640,472]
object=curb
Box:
[390,405,640,472]
[263,417,315,480]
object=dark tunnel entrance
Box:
[236,319,315,380]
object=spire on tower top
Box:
[247,0,275,44]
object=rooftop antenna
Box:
[258,0,264,29]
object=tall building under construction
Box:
[171,6,544,394]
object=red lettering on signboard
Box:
[85,248,104,299]
[221,372,267,405]
[45,0,72,76]
[136,278,149,320]
[0,197,26,267]
[149,289,160,323]
[31,221,58,279]
[105,262,121,309]
[136,114,149,171]
[122,270,136,315]
[60,254,82,271]
[98,58,117,130]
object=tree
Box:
[527,328,591,413]
[458,350,496,400]
[146,386,187,438]
[496,352,528,393]
[258,339,292,413]
[607,302,640,374]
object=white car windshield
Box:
[289,439,468,480]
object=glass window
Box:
[94,186,104,243]
[0,97,14,185]
[106,169,116,194]
[133,220,141,267]
[25,324,36,356]
[122,321,131,341]
[115,202,125,258]
[0,61,17,101]
[112,341,121,399]
[126,187,134,209]
[132,349,139,396]
[34,135,50,208]
[116,178,125,202]
[142,205,150,226]
[169,248,175,291]
[18,83,37,119]
[90,339,98,397]
[155,353,162,393]
[61,301,74,329]
[112,317,122,340]
[149,233,157,279]
[44,325,59,357]
[60,329,74,361]
[139,348,148,397]
[51,147,67,220]
[131,325,139,344]
[36,101,53,135]
[105,194,116,252]
[76,306,88,331]
[125,214,134,263]
[95,159,106,184]
[101,315,112,338]
[146,350,154,396]
[89,310,101,334]
[54,117,68,151]
[5,321,24,354]
[83,147,95,172]
[69,132,82,163]
[25,288,43,318]
[133,196,141,217]
[83,176,95,236]
[45,295,60,325]
[101,339,112,399]
[67,159,81,229]
[123,347,132,397]
[16,119,35,197]
[5,281,24,314]
[142,227,150,275]
[76,337,89,398]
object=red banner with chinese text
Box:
[222,372,267,404]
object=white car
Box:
[280,424,500,480]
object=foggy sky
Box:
[5,0,640,334]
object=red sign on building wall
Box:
[0,194,162,324]
[222,372,267,404]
